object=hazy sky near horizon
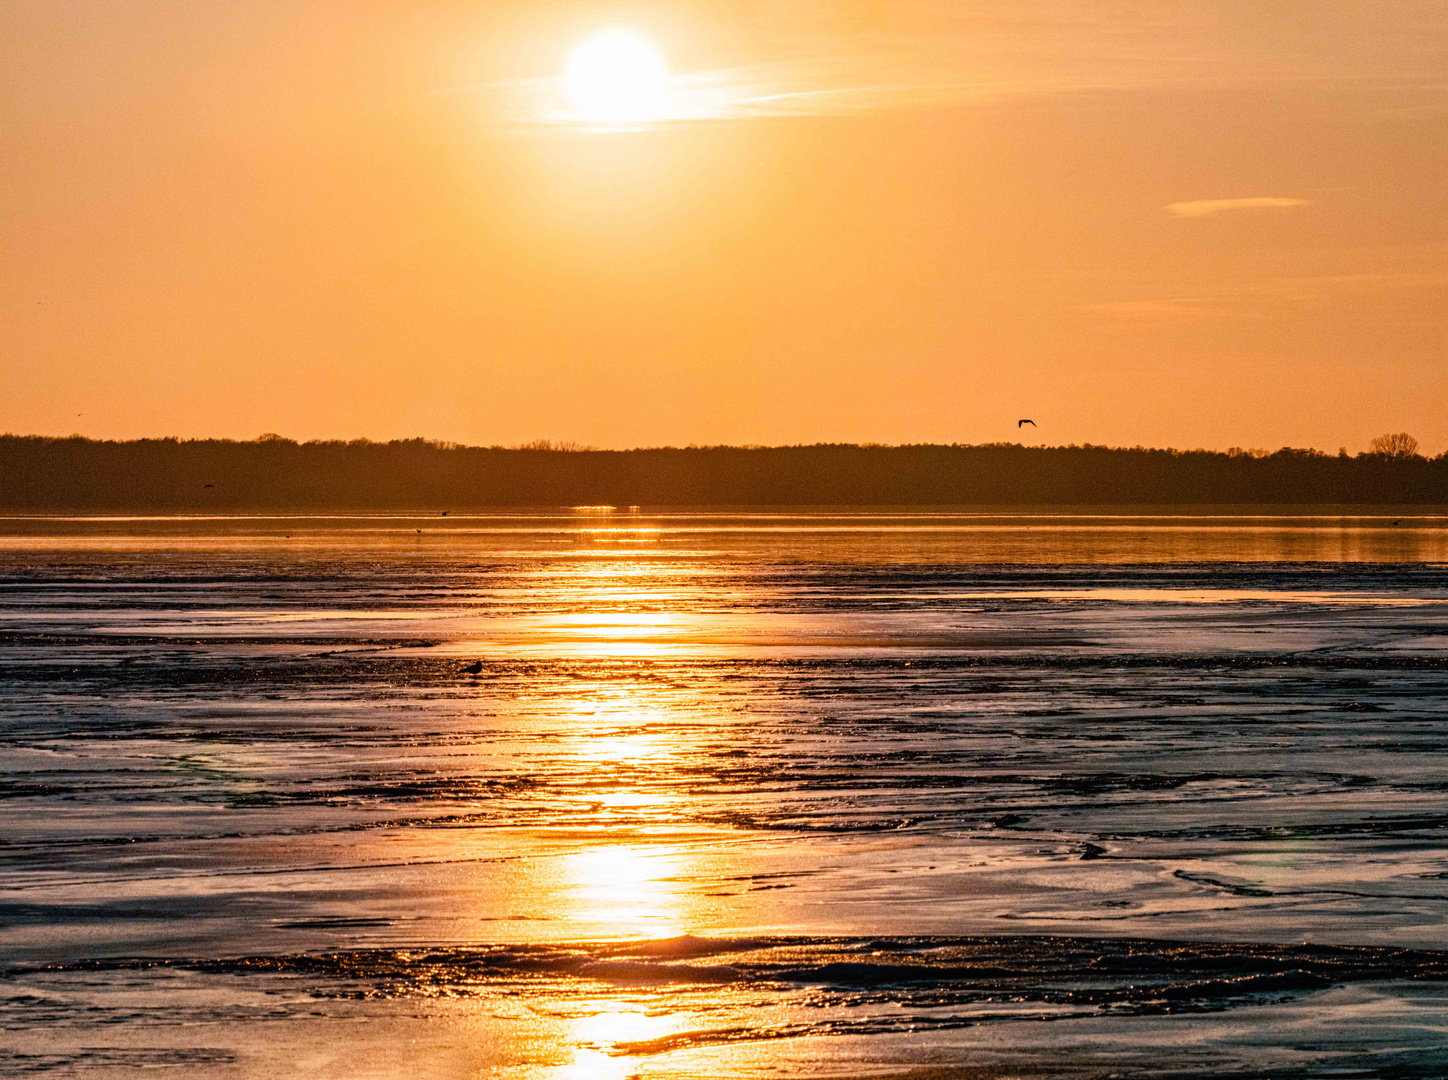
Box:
[3,1,1446,451]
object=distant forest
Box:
[2,434,1446,511]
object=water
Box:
[5,509,1448,1077]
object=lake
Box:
[5,509,1448,1077]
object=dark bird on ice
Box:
[441,511,449,516]
[1017,419,1036,427]
[460,660,483,675]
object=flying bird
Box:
[203,483,214,488]
[1017,419,1036,428]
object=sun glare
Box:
[564,29,670,124]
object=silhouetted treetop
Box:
[1369,432,1420,459]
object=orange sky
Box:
[3,1,1446,451]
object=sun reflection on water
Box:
[550,675,703,931]
[564,846,685,936]
[557,1008,677,1079]
[523,556,740,1076]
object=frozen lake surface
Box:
[5,509,1448,1077]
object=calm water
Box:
[5,509,1448,1078]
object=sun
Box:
[563,29,670,124]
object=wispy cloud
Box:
[1167,197,1313,218]
[476,60,1107,128]
[1079,265,1448,324]
[469,1,1448,128]
[1076,298,1226,320]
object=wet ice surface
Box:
[5,510,1448,1077]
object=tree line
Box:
[1,434,1444,510]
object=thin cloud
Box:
[1077,298,1227,320]
[1078,268,1448,325]
[467,0,1448,128]
[1167,197,1313,218]
[474,61,1104,128]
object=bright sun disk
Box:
[564,29,670,124]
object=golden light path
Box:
[546,629,704,1078]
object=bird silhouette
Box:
[1017,419,1036,428]
[460,660,483,675]
[441,511,449,516]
